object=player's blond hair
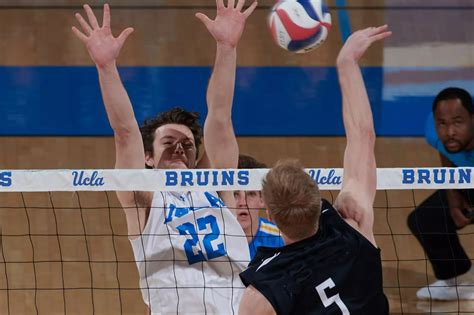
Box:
[262,159,321,240]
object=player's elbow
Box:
[364,128,376,149]
[205,112,232,129]
[114,126,140,146]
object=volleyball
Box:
[268,0,332,53]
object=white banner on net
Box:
[0,167,473,192]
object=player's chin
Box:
[236,218,250,230]
[166,161,189,169]
[444,142,463,153]
[236,212,250,223]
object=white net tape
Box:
[0,167,473,192]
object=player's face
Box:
[147,124,197,169]
[234,190,265,234]
[434,99,474,153]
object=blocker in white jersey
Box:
[71,1,258,314]
[130,190,250,314]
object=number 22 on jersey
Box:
[176,215,227,264]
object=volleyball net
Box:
[0,168,473,314]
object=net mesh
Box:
[0,168,474,314]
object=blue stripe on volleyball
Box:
[322,1,330,15]
[287,27,324,52]
[336,0,352,42]
[296,0,319,21]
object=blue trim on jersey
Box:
[425,112,474,166]
[249,217,284,259]
[164,192,225,223]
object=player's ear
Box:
[145,152,155,168]
[266,209,273,222]
[257,191,266,208]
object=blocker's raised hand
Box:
[337,25,391,64]
[196,0,258,47]
[72,4,134,68]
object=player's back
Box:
[240,199,388,315]
[130,190,250,314]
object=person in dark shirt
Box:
[238,25,391,315]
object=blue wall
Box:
[0,66,472,136]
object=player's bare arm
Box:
[334,26,392,246]
[239,285,276,315]
[196,0,257,207]
[72,4,152,237]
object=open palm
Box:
[72,4,133,67]
[337,25,391,63]
[196,0,257,47]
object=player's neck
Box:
[283,229,318,245]
[245,221,260,243]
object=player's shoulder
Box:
[319,199,340,223]
[321,198,334,212]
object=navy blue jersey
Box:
[240,199,388,315]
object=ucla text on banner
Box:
[1,168,474,192]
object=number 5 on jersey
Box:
[177,215,227,264]
[316,278,350,314]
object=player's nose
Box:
[174,142,184,154]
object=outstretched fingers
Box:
[72,26,88,43]
[227,0,235,9]
[370,30,392,43]
[83,4,100,30]
[102,3,111,28]
[242,1,257,17]
[367,25,391,43]
[216,0,225,9]
[117,27,134,47]
[195,12,213,28]
[235,0,245,11]
[364,25,388,37]
[75,12,93,35]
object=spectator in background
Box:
[408,87,474,300]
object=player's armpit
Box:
[117,191,153,239]
[334,190,376,247]
[239,285,276,315]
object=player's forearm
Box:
[97,63,140,136]
[337,59,375,143]
[203,44,239,169]
[206,44,236,122]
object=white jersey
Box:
[130,191,250,315]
